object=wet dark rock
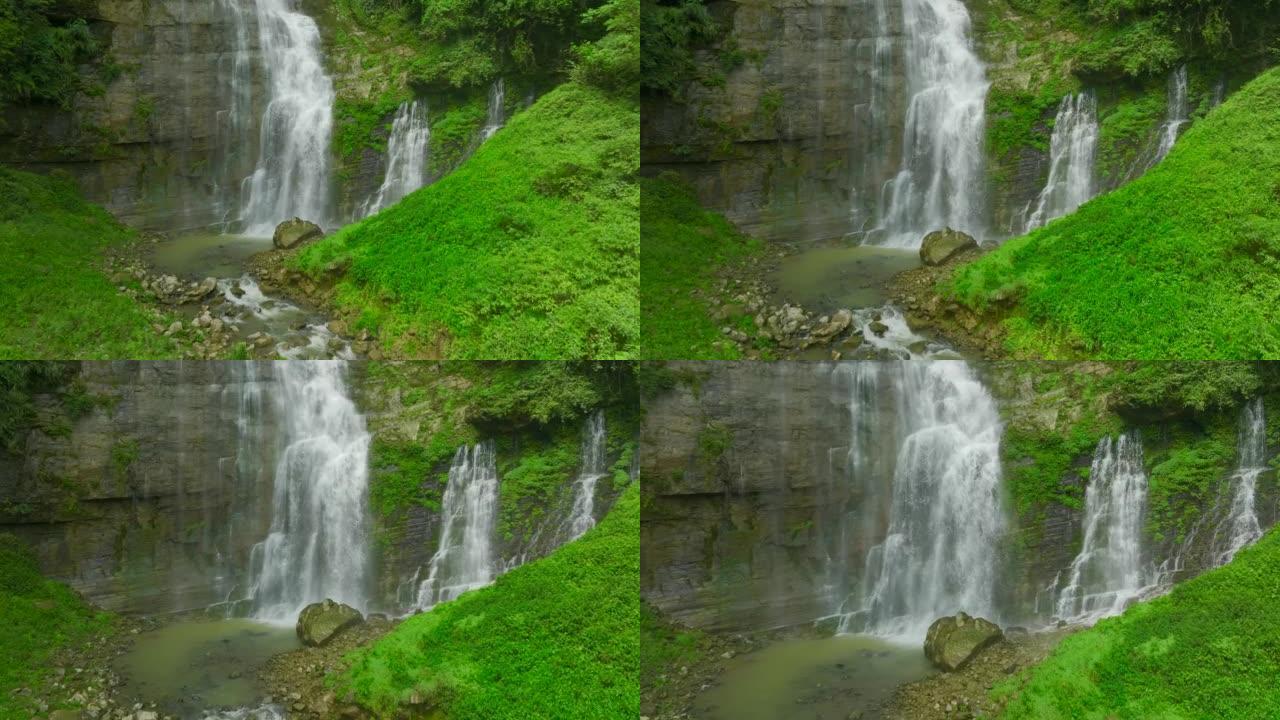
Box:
[923,612,1003,672]
[296,599,364,647]
[920,228,978,266]
[273,218,325,250]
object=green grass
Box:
[338,482,639,719]
[296,82,638,359]
[640,175,763,359]
[0,534,112,717]
[995,527,1280,719]
[947,66,1280,359]
[0,167,176,358]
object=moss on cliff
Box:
[640,175,764,359]
[338,482,639,719]
[0,534,112,718]
[295,82,638,359]
[946,67,1280,359]
[0,168,178,359]
[994,527,1280,720]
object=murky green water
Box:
[771,245,921,313]
[114,619,299,718]
[694,635,934,720]
[150,233,274,279]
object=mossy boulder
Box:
[923,612,1003,671]
[273,218,325,250]
[920,228,978,266]
[296,599,363,647]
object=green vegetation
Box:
[0,167,177,359]
[497,428,581,542]
[339,482,639,719]
[0,362,73,454]
[640,0,717,95]
[946,67,1280,359]
[995,527,1280,719]
[0,534,112,717]
[0,0,97,111]
[641,175,764,359]
[1141,419,1235,545]
[296,83,637,359]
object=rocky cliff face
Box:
[641,0,1224,243]
[642,361,1280,633]
[0,361,626,616]
[0,1,264,231]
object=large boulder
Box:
[273,218,325,250]
[296,599,363,647]
[919,227,977,266]
[923,612,1003,671]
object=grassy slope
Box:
[947,66,1280,359]
[0,534,112,717]
[0,168,176,359]
[640,176,762,359]
[996,528,1280,719]
[296,82,639,360]
[338,482,640,719]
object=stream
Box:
[768,243,960,360]
[148,232,354,359]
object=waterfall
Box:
[1152,65,1190,166]
[481,78,507,140]
[1021,91,1099,232]
[870,0,990,248]
[359,100,432,218]
[1054,432,1154,623]
[232,0,336,235]
[416,442,500,607]
[838,362,1007,641]
[564,411,609,541]
[248,362,372,622]
[1215,398,1266,564]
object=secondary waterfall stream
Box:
[1152,64,1190,167]
[1053,432,1156,623]
[248,362,372,622]
[1021,91,1099,232]
[1215,398,1266,564]
[360,100,432,218]
[870,0,990,247]
[835,362,1006,640]
[416,442,500,607]
[565,411,608,541]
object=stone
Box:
[813,309,853,339]
[296,599,363,647]
[869,321,889,336]
[923,612,1003,672]
[920,228,978,266]
[49,711,82,720]
[272,218,325,250]
[135,712,158,720]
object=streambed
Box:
[146,232,353,359]
[693,635,934,720]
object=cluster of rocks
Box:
[889,617,1076,720]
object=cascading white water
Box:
[1216,398,1266,564]
[231,0,336,235]
[1152,65,1189,166]
[481,78,507,140]
[1054,432,1154,623]
[871,0,990,248]
[416,442,500,607]
[249,362,372,622]
[564,411,609,541]
[359,100,432,218]
[1021,91,1099,232]
[838,362,1007,641]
